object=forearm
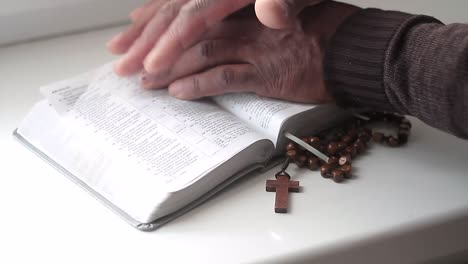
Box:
[325,8,468,139]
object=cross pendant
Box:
[266,172,300,213]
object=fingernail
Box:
[168,83,187,99]
[141,70,170,89]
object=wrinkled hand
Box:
[139,2,358,103]
[107,0,325,76]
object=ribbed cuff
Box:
[324,8,414,112]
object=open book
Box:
[15,64,348,231]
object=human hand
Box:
[139,2,359,103]
[106,0,326,77]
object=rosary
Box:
[266,111,412,213]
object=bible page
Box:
[213,93,317,143]
[63,65,267,190]
[22,66,272,222]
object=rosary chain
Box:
[282,112,412,183]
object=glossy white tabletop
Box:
[1,26,468,264]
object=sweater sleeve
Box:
[324,8,468,139]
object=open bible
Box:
[15,64,348,231]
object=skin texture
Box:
[107,0,326,77]
[138,2,359,103]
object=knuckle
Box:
[191,77,201,93]
[199,41,216,59]
[220,68,236,87]
[160,1,179,16]
[185,0,213,13]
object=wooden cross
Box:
[266,172,300,213]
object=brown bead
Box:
[327,156,339,168]
[354,141,365,154]
[345,146,357,158]
[295,155,307,167]
[327,142,339,155]
[301,137,311,144]
[387,136,399,147]
[339,155,351,166]
[337,142,347,151]
[356,138,367,148]
[307,157,320,171]
[340,165,353,179]
[332,169,345,183]
[319,144,327,153]
[286,150,297,160]
[342,135,353,144]
[373,132,385,144]
[320,164,333,178]
[286,143,296,151]
[309,137,321,148]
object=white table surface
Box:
[1,26,468,264]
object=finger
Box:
[168,64,261,100]
[143,0,254,75]
[130,0,157,22]
[114,0,190,76]
[255,0,324,29]
[107,0,164,55]
[141,39,249,89]
[130,7,145,22]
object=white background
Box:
[0,0,146,45]
[0,1,467,264]
[0,0,467,45]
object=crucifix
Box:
[266,158,301,213]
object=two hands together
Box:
[107,0,359,103]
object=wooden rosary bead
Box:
[320,164,333,178]
[353,141,365,154]
[327,142,339,155]
[339,155,351,166]
[281,112,410,186]
[286,150,297,160]
[286,143,296,151]
[307,157,320,171]
[301,137,311,145]
[342,135,353,144]
[309,137,321,148]
[332,169,345,183]
[340,165,353,179]
[373,132,385,143]
[327,156,339,166]
[337,142,347,152]
[356,138,367,148]
[387,136,399,147]
[345,146,357,158]
[318,144,327,154]
[295,155,307,167]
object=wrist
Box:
[324,8,418,110]
[301,1,361,45]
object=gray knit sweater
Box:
[325,9,468,139]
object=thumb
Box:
[255,0,324,29]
